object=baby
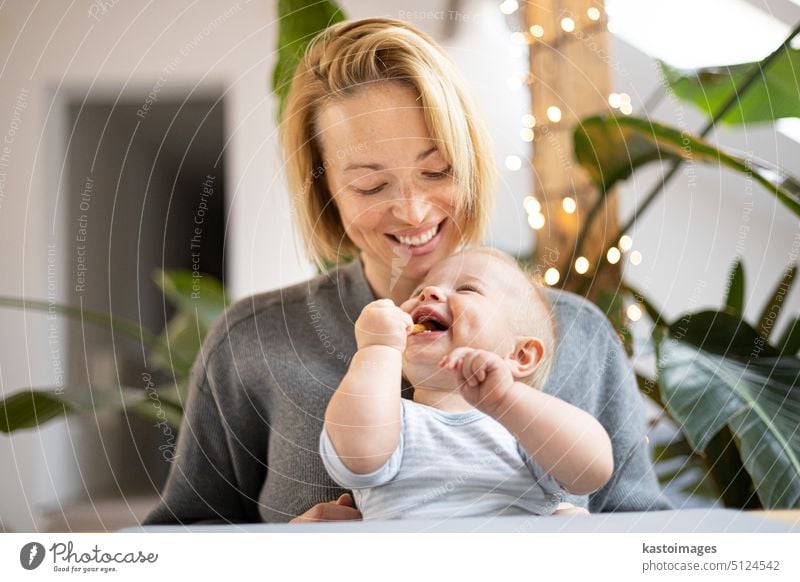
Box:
[319,247,613,520]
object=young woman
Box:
[143,18,670,525]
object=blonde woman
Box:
[143,18,670,525]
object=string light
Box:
[607,20,617,33]
[630,250,643,265]
[528,213,546,230]
[520,128,534,142]
[499,0,519,15]
[627,304,642,322]
[505,155,522,171]
[523,196,541,214]
[608,93,621,108]
[510,31,527,44]
[530,24,544,38]
[607,247,621,264]
[522,114,536,128]
[620,102,633,115]
[546,106,562,123]
[544,268,560,286]
[562,197,576,214]
[587,7,601,21]
[575,256,590,274]
[619,235,633,251]
[560,17,575,32]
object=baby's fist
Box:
[355,299,414,352]
[439,347,514,415]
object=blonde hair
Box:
[280,18,497,267]
[469,247,558,390]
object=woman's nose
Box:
[418,285,444,302]
[395,189,430,225]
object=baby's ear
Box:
[506,337,544,380]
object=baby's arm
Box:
[324,299,412,475]
[442,348,613,496]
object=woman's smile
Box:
[385,218,448,256]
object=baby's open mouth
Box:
[411,313,450,334]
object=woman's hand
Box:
[288,493,362,523]
[355,299,414,352]
[439,347,515,415]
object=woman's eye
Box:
[423,165,452,179]
[353,184,387,195]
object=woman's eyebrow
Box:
[343,147,439,173]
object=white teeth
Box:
[394,224,438,246]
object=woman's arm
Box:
[323,299,410,475]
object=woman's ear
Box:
[506,336,544,380]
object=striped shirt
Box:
[319,398,566,520]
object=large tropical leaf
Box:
[271,0,346,121]
[659,45,800,125]
[573,116,800,217]
[657,330,800,508]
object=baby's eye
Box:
[457,284,479,293]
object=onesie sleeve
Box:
[319,404,404,489]
[516,440,568,502]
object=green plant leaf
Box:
[150,311,204,379]
[703,425,760,508]
[573,115,800,217]
[659,46,800,125]
[778,316,800,356]
[757,264,797,341]
[0,297,160,349]
[0,386,150,433]
[724,259,746,317]
[271,0,346,121]
[657,334,800,508]
[668,310,779,359]
[152,269,228,334]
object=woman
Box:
[143,18,670,525]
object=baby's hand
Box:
[439,347,514,415]
[355,299,414,352]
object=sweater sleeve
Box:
[587,325,673,513]
[141,322,268,525]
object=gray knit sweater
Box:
[143,258,672,525]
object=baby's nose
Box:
[418,285,444,302]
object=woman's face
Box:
[315,81,463,283]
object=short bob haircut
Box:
[281,18,496,267]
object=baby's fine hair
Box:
[468,247,558,390]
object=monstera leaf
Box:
[659,45,800,125]
[271,0,346,121]
[573,115,800,217]
[656,315,800,509]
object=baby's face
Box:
[399,250,531,385]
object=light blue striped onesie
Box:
[319,398,566,520]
